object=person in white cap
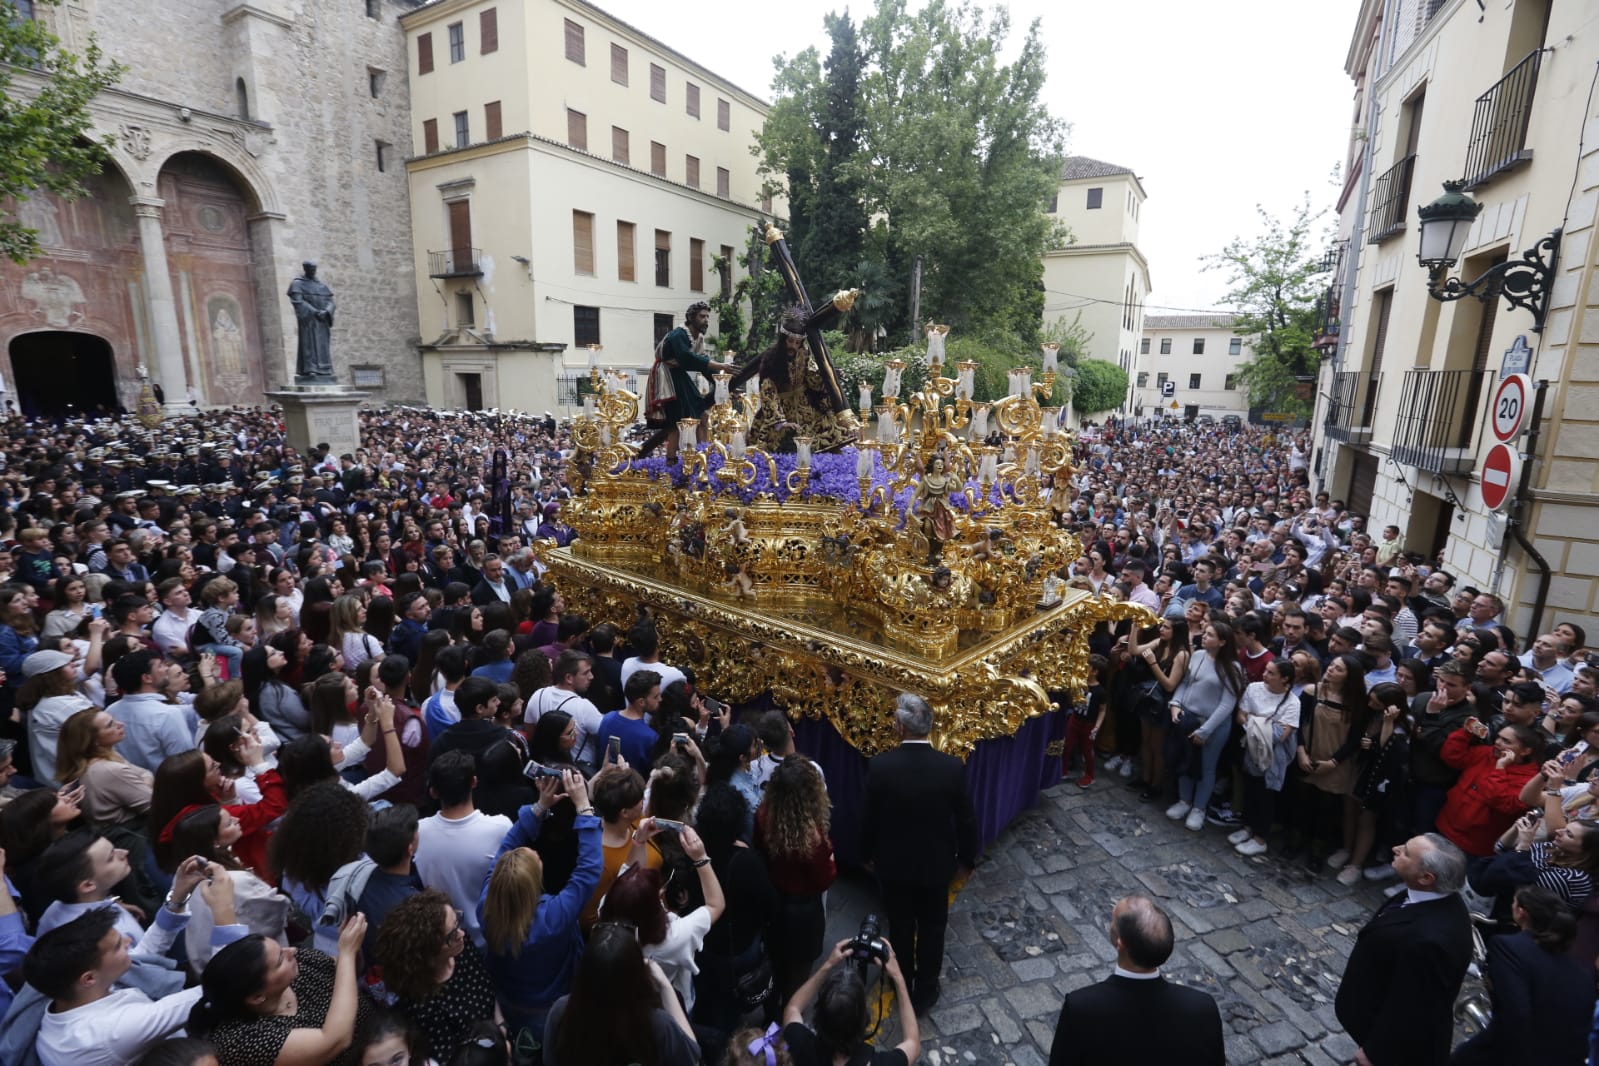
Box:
[17,648,93,786]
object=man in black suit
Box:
[1047,895,1224,1066]
[861,692,977,1014]
[1335,833,1472,1066]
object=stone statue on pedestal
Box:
[288,261,335,383]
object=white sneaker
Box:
[1236,839,1268,856]
[1104,755,1123,772]
[1184,810,1206,832]
[1363,863,1396,881]
[1336,865,1363,887]
[1118,759,1135,778]
[1325,849,1351,869]
[1227,828,1253,846]
[1165,801,1192,820]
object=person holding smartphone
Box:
[595,670,662,772]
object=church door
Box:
[8,332,120,416]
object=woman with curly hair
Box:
[375,889,499,1061]
[272,780,370,953]
[754,756,835,1008]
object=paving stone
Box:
[1251,1020,1307,1056]
[1024,1018,1056,1052]
[981,998,1025,1044]
[1320,1029,1359,1062]
[1009,956,1057,981]
[1005,981,1062,1019]
[1204,927,1253,954]
[930,1001,985,1036]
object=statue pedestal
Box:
[267,385,369,456]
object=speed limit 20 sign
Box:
[1491,374,1531,442]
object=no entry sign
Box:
[1491,375,1531,442]
[1481,442,1520,511]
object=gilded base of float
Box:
[544,545,1149,758]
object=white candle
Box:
[582,395,596,417]
[588,346,600,370]
[857,447,872,477]
[980,450,997,482]
[1040,407,1059,437]
[1026,443,1040,475]
[859,382,873,410]
[926,328,946,365]
[876,407,894,444]
[715,376,730,405]
[1041,343,1059,376]
[883,363,902,399]
[731,430,746,459]
[796,437,812,469]
[972,404,990,439]
[957,363,975,401]
[678,419,698,449]
[745,376,759,396]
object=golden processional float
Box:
[538,246,1150,774]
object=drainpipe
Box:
[1505,379,1551,635]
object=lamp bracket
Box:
[1426,229,1561,332]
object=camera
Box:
[846,913,890,975]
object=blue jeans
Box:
[200,643,243,678]
[1178,718,1232,814]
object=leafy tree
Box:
[709,225,787,360]
[1071,359,1129,415]
[0,0,122,264]
[796,14,869,299]
[1204,197,1330,416]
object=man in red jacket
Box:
[1435,718,1543,855]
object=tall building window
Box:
[574,305,600,346]
[650,63,666,103]
[690,238,705,292]
[567,109,587,151]
[1159,337,1171,354]
[564,19,585,64]
[484,101,502,140]
[572,210,595,276]
[1048,192,1058,213]
[1139,338,1149,355]
[480,8,498,53]
[452,111,469,148]
[1225,374,1238,390]
[761,192,773,213]
[375,141,389,172]
[611,43,628,85]
[447,22,464,63]
[717,98,731,131]
[650,141,666,177]
[365,0,379,17]
[653,313,674,345]
[235,78,250,119]
[1189,373,1201,389]
[456,291,474,326]
[617,221,636,282]
[1137,371,1149,388]
[1157,372,1168,388]
[719,244,734,299]
[1086,186,1102,209]
[611,126,629,165]
[685,82,700,118]
[422,118,438,154]
[1228,337,1242,355]
[416,32,434,75]
[1192,338,1205,355]
[716,167,730,199]
[654,229,671,287]
[368,68,386,98]
[684,155,700,189]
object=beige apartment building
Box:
[1044,157,1151,413]
[1313,0,1598,635]
[399,0,776,413]
[1134,315,1251,421]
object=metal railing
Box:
[1367,154,1416,243]
[428,248,483,277]
[1463,49,1542,189]
[1325,370,1380,442]
[1389,368,1494,473]
[556,369,642,406]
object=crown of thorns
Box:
[778,305,808,338]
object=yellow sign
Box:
[1262,412,1293,422]
[1169,400,1180,410]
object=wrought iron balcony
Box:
[1325,370,1380,443]
[1389,368,1494,474]
[1463,49,1542,189]
[428,247,483,278]
[1367,154,1416,244]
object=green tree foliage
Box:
[758,0,1066,346]
[1204,197,1330,416]
[709,225,787,360]
[0,0,122,264]
[796,15,869,301]
[1071,359,1129,415]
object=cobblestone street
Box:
[845,774,1391,1065]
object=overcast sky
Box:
[599,0,1359,317]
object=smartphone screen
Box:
[606,735,621,763]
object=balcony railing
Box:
[1463,49,1542,189]
[1389,368,1494,473]
[428,247,483,278]
[1367,154,1416,244]
[1325,370,1380,443]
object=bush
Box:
[1071,359,1130,414]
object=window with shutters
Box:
[574,305,600,346]
[480,9,498,54]
[484,101,502,141]
[572,211,595,276]
[611,127,629,165]
[717,98,730,131]
[422,118,439,154]
[650,141,666,177]
[1159,337,1171,354]
[684,155,699,189]
[453,111,469,148]
[448,22,464,63]
[716,167,730,199]
[1192,338,1205,355]
[564,19,585,64]
[654,229,670,287]
[417,32,433,75]
[567,109,587,151]
[690,239,705,292]
[650,63,666,103]
[611,44,628,85]
[685,82,700,118]
[617,222,636,282]
[719,244,733,298]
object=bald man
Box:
[1047,895,1223,1066]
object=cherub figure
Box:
[724,561,755,600]
[719,507,749,545]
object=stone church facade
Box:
[0,0,426,414]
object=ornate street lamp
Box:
[1417,180,1561,333]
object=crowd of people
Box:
[0,400,1591,1066]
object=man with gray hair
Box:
[860,692,977,1014]
[1335,833,1472,1066]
